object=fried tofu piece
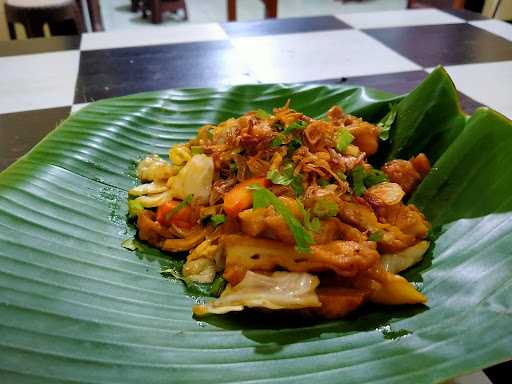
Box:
[222,235,379,285]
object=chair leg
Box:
[131,0,139,12]
[181,0,188,21]
[151,0,162,23]
[263,0,277,18]
[24,18,45,38]
[227,0,236,21]
[8,22,16,39]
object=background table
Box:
[0,7,510,383]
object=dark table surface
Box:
[0,8,510,383]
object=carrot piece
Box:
[156,200,194,228]
[223,177,269,217]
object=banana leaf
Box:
[0,67,511,384]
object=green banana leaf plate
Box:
[1,67,511,384]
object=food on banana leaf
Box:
[127,102,432,319]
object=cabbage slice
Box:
[168,154,214,204]
[381,241,430,274]
[193,271,321,316]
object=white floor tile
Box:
[231,29,421,83]
[470,20,512,42]
[81,23,227,50]
[0,51,79,115]
[71,103,91,113]
[336,9,464,29]
[429,61,512,118]
[452,370,492,384]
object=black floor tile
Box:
[222,16,350,37]
[0,106,71,171]
[0,35,80,58]
[74,40,255,103]
[302,71,482,115]
[364,23,512,67]
[443,8,488,21]
[302,70,429,95]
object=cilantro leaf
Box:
[210,214,226,227]
[266,163,304,196]
[378,103,398,141]
[249,185,314,253]
[335,129,354,153]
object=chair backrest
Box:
[482,0,512,19]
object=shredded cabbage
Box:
[381,241,430,273]
[167,155,214,204]
[193,271,321,315]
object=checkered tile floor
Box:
[0,8,510,382]
[1,9,508,170]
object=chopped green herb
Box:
[287,138,302,155]
[350,166,389,195]
[127,199,144,219]
[121,239,137,251]
[283,120,307,134]
[161,264,213,297]
[210,214,226,227]
[378,103,398,141]
[364,168,388,188]
[271,134,284,147]
[296,201,321,233]
[335,129,354,153]
[304,211,321,232]
[312,198,339,218]
[191,146,203,155]
[165,194,193,221]
[249,185,314,253]
[266,163,304,196]
[336,171,347,181]
[229,161,238,174]
[317,178,330,187]
[255,109,270,119]
[368,231,383,242]
[351,165,367,196]
[210,276,227,297]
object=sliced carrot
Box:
[156,200,194,228]
[223,177,269,217]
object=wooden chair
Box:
[227,0,278,21]
[5,0,84,39]
[407,0,466,9]
[141,0,188,24]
